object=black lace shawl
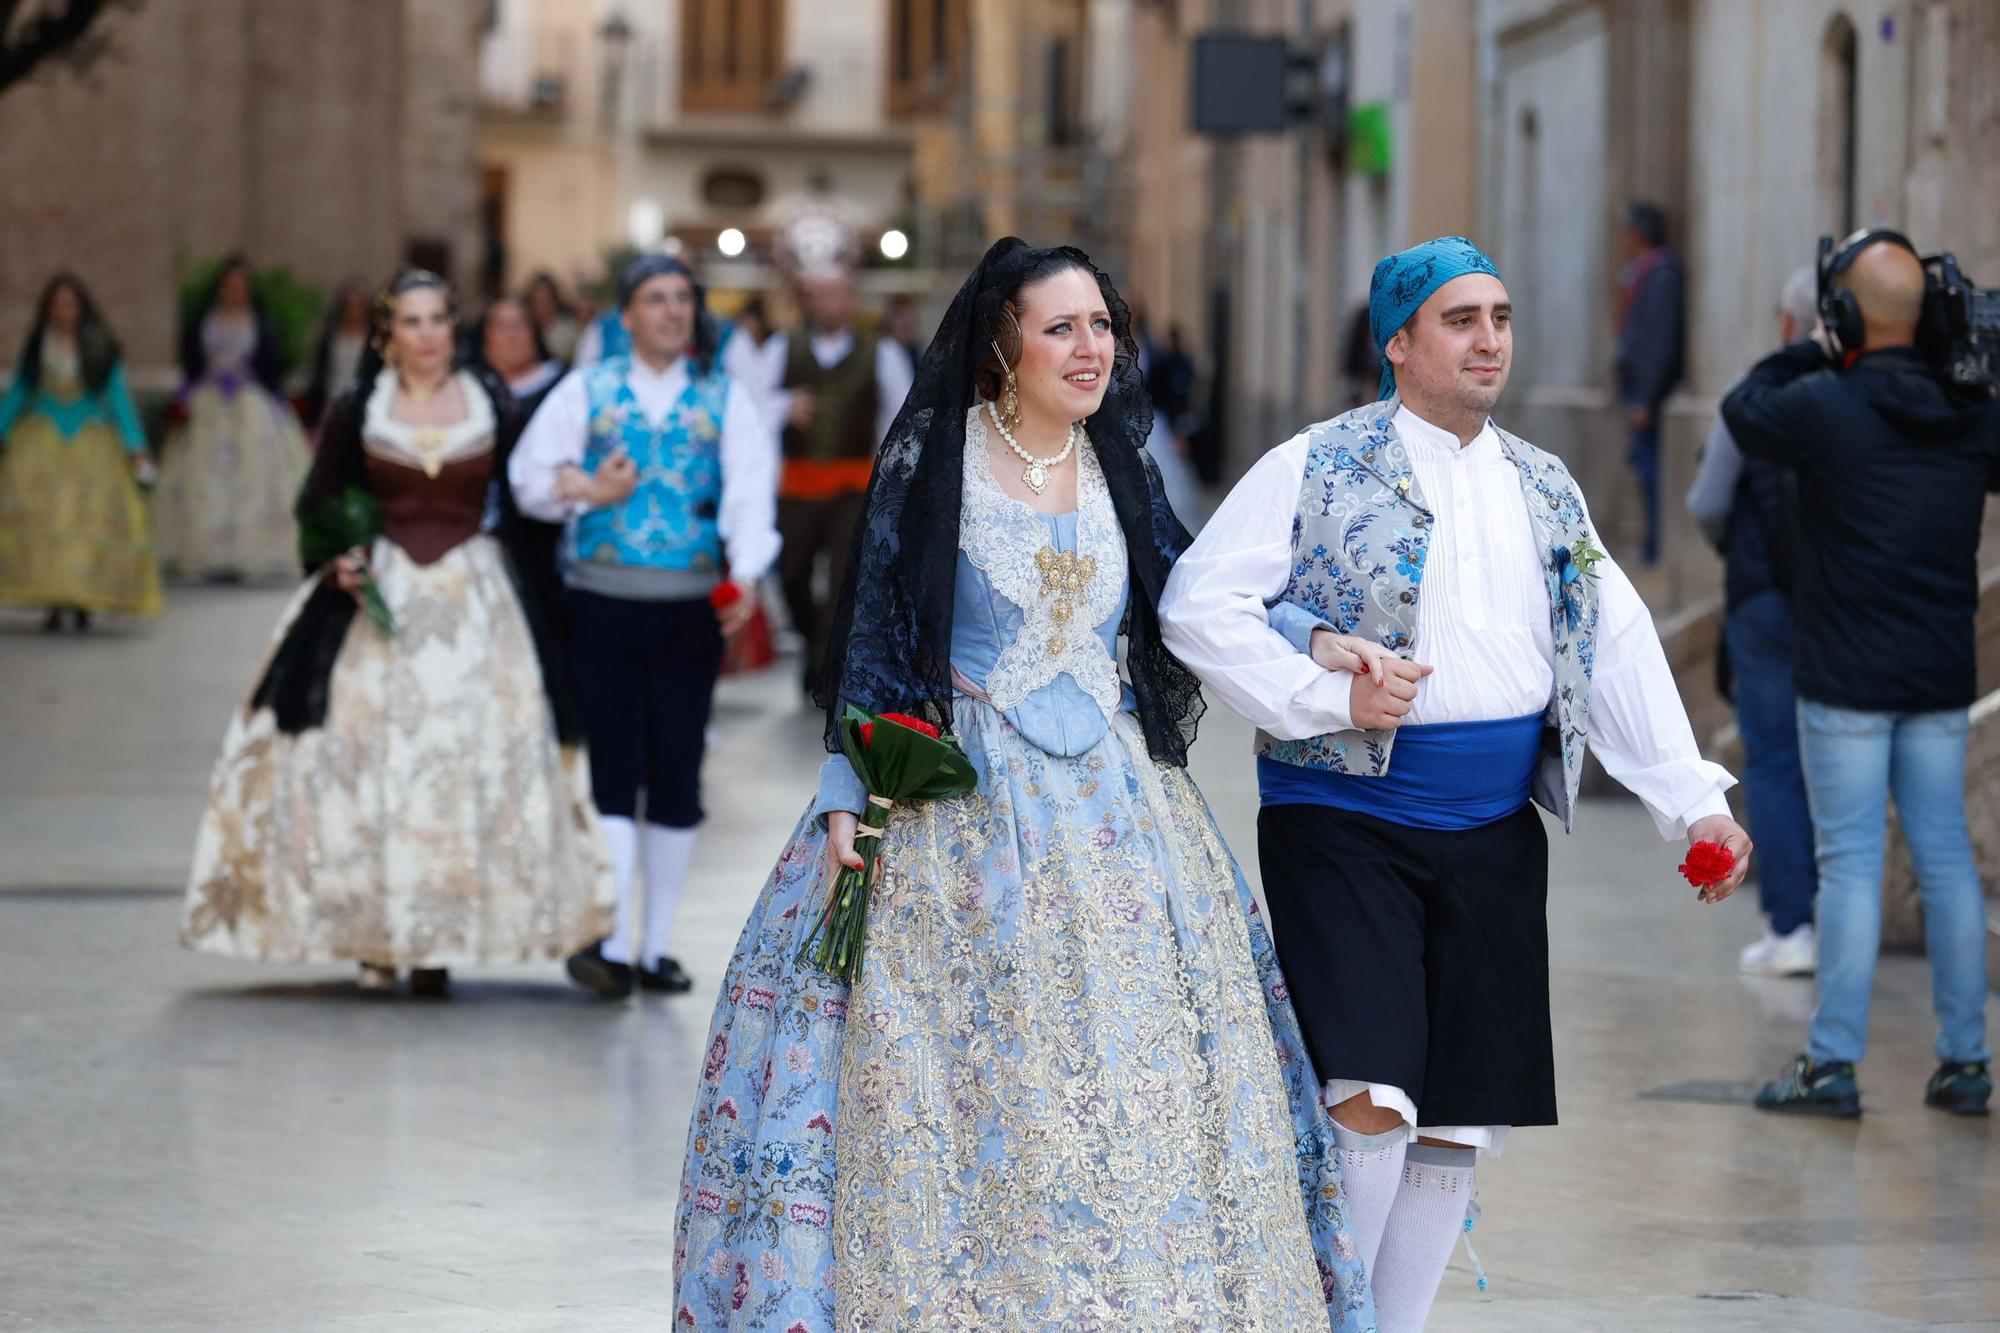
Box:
[813,237,1205,766]
[247,366,582,744]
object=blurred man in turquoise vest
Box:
[512,255,779,998]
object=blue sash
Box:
[1257,713,1545,830]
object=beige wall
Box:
[0,0,479,380]
[1405,0,1481,244]
[1118,0,1496,479]
[1477,0,2000,611]
[483,135,622,293]
[1124,4,1212,353]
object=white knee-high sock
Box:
[1330,1119,1408,1274]
[1371,1143,1476,1333]
[640,824,699,969]
[600,815,641,966]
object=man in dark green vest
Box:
[756,272,915,693]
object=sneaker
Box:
[1924,1061,1991,1116]
[1739,923,1816,977]
[356,962,398,994]
[565,943,634,999]
[637,957,694,994]
[1754,1054,1862,1118]
[408,967,451,998]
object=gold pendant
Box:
[1024,462,1049,494]
[412,426,447,479]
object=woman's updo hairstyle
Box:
[369,269,457,354]
[970,250,1133,405]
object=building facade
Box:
[0,0,484,381]
[479,0,971,306]
[1479,0,2000,607]
[1112,0,1481,483]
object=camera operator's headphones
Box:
[1816,228,1948,359]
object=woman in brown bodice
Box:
[179,271,613,995]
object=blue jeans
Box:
[1798,700,1991,1066]
[1626,419,1661,566]
[1725,592,1817,934]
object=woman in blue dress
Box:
[671,239,1376,1332]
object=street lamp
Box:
[599,9,633,130]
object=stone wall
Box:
[0,0,481,381]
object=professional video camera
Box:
[1817,229,2000,396]
[1921,253,2000,396]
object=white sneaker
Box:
[1739,923,1816,977]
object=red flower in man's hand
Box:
[1679,840,1736,890]
[860,712,940,746]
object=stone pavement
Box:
[1,592,1995,1331]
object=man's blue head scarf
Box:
[1368,236,1501,400]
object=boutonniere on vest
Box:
[591,403,633,438]
[1549,537,1602,630]
[677,403,721,445]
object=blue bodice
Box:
[813,411,1134,818]
[0,359,145,449]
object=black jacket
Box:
[1722,342,2000,712]
[1616,248,1686,410]
[1720,453,1797,613]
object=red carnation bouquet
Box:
[798,704,978,984]
[1680,840,1736,901]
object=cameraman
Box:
[1723,232,2000,1120]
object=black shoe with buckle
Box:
[566,943,634,998]
[638,957,693,994]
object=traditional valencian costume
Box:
[153,257,312,581]
[669,239,1375,1332]
[181,276,611,975]
[513,255,779,998]
[0,275,162,624]
[1162,237,1734,1331]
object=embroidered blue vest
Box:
[1256,397,1602,829]
[569,356,727,573]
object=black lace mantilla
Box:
[813,237,1205,766]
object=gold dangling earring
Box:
[1001,365,1021,431]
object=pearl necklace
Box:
[985,400,1079,495]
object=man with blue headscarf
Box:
[1161,237,1750,1331]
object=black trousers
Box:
[776,491,868,687]
[1257,801,1558,1128]
[569,590,725,828]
